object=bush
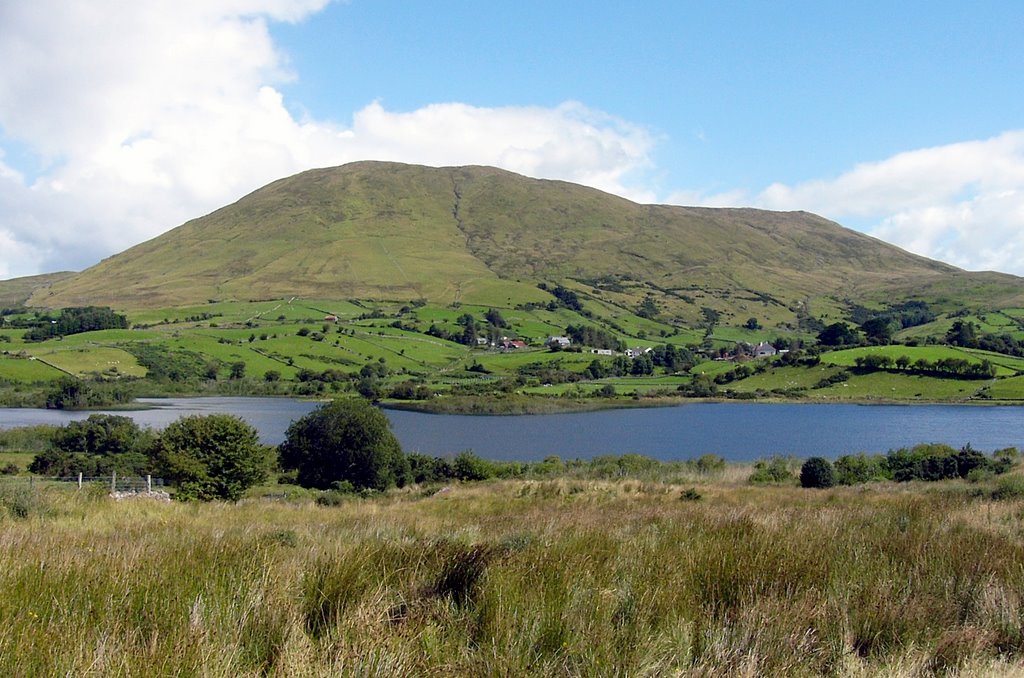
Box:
[31,414,155,477]
[991,475,1024,501]
[748,456,794,484]
[834,453,889,485]
[800,457,836,488]
[452,450,494,481]
[279,399,408,491]
[154,414,271,501]
[0,483,45,519]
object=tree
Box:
[44,377,93,410]
[637,297,659,319]
[229,361,246,379]
[484,308,508,328]
[30,414,155,476]
[818,322,860,347]
[744,317,761,330]
[861,317,895,344]
[800,457,836,488]
[946,320,978,348]
[279,399,408,491]
[153,414,271,501]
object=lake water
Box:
[1,397,1023,462]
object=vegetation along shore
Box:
[2,399,1024,675]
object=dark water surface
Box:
[1,397,1022,462]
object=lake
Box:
[1,397,1023,462]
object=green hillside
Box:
[0,271,76,308]
[6,161,1024,409]
[25,162,1024,327]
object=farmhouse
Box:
[547,336,572,348]
[625,347,652,359]
[754,341,778,358]
[500,339,528,350]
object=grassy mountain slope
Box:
[27,162,1024,320]
[0,272,77,308]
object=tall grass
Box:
[2,477,1024,675]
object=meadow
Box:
[4,469,1024,676]
[5,292,1024,409]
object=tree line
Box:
[24,401,737,502]
[21,307,128,342]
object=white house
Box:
[754,341,778,357]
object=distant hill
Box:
[0,271,77,308]
[26,162,1024,324]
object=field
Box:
[5,293,1024,409]
[4,472,1024,675]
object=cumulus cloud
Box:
[0,0,654,278]
[674,132,1024,275]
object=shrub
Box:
[991,475,1024,501]
[748,456,794,484]
[834,453,889,485]
[279,399,408,491]
[31,414,154,477]
[800,457,836,489]
[452,450,494,481]
[0,483,44,519]
[693,453,726,474]
[154,414,271,501]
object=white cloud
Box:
[673,131,1024,275]
[0,0,655,279]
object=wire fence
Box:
[1,473,165,493]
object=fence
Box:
[3,474,165,493]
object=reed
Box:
[2,475,1024,675]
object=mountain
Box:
[0,271,77,308]
[26,161,1024,324]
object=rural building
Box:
[547,336,572,348]
[625,347,652,359]
[499,339,528,350]
[754,341,778,357]
[324,315,338,322]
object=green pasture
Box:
[348,328,466,365]
[26,347,146,378]
[811,370,988,401]
[723,365,841,393]
[898,311,1024,343]
[961,348,1024,374]
[166,333,298,378]
[821,345,1014,375]
[0,451,33,471]
[981,375,1024,400]
[519,382,605,396]
[474,349,596,373]
[708,326,772,344]
[0,356,65,382]
[689,360,736,378]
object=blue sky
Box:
[1,0,1023,279]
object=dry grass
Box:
[1,477,1024,675]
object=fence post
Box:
[147,475,152,493]
[78,472,83,490]
[111,471,116,493]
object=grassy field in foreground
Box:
[3,475,1024,676]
